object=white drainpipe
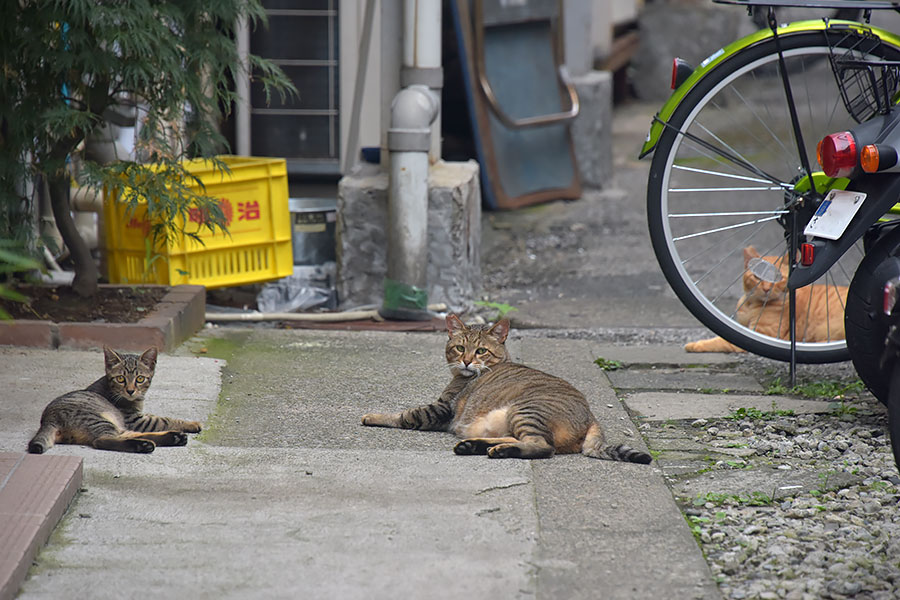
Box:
[380,0,442,320]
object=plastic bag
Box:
[256,262,337,313]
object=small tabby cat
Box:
[686,246,848,352]
[28,346,202,454]
[362,314,651,463]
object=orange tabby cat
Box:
[685,246,848,353]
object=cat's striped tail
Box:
[28,425,58,454]
[582,423,652,464]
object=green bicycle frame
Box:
[639,19,900,159]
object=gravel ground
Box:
[644,353,900,600]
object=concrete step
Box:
[0,453,82,600]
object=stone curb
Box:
[0,284,206,352]
[0,453,83,600]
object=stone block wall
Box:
[336,160,481,312]
[570,70,613,189]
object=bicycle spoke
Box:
[672,215,782,242]
[671,210,788,217]
[656,116,789,188]
[726,86,798,167]
[672,164,781,184]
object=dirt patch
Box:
[0,285,169,323]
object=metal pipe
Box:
[235,14,251,156]
[402,0,442,160]
[382,84,439,320]
[380,0,441,321]
[206,302,448,323]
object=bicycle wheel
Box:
[648,29,900,363]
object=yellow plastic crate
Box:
[104,156,292,289]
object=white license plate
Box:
[803,189,867,240]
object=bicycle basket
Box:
[827,29,900,123]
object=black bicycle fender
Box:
[789,174,900,289]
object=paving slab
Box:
[624,392,836,422]
[607,368,763,393]
[531,457,719,600]
[0,348,221,454]
[587,344,739,367]
[20,447,537,600]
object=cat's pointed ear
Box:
[743,246,760,264]
[488,319,510,343]
[446,314,466,338]
[140,347,158,370]
[103,346,123,368]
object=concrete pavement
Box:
[1,326,726,600]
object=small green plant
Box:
[594,357,623,371]
[685,514,708,545]
[818,470,837,493]
[723,460,753,470]
[724,404,794,421]
[864,480,891,492]
[829,399,858,417]
[765,377,865,399]
[691,490,773,507]
[474,300,518,321]
[141,238,168,283]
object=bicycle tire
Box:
[888,363,900,469]
[845,226,900,402]
[647,29,900,363]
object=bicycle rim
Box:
[648,31,900,363]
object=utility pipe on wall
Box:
[401,0,443,161]
[235,14,251,157]
[380,0,442,321]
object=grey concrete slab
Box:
[1,329,720,599]
[0,347,221,454]
[19,447,536,600]
[624,392,835,422]
[588,344,739,367]
[531,457,720,600]
[607,368,763,393]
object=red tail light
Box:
[671,58,693,90]
[800,242,815,266]
[817,131,858,178]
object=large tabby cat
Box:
[361,314,651,463]
[28,346,202,454]
[686,246,848,353]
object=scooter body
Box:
[811,95,900,470]
[817,107,900,412]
